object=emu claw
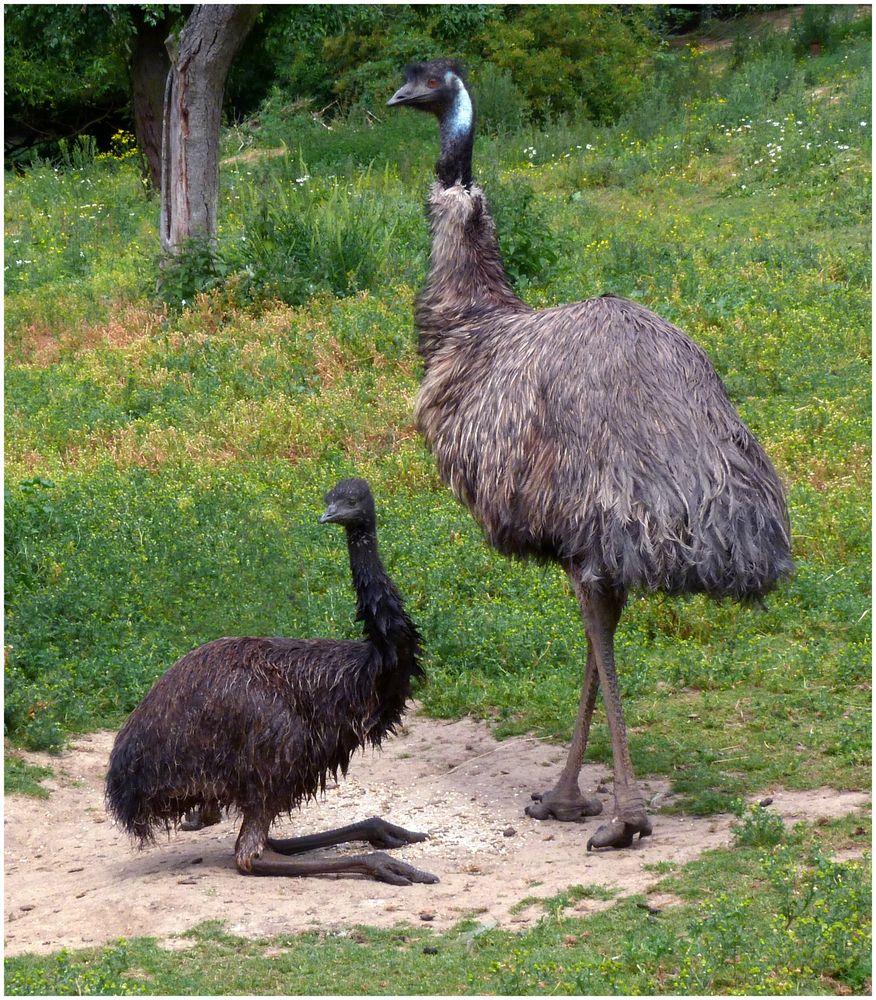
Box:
[180,804,221,831]
[586,814,652,851]
[525,789,603,822]
[365,818,429,849]
[365,851,439,886]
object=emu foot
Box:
[525,787,604,822]
[362,851,440,886]
[361,817,429,850]
[586,811,652,851]
[180,803,222,831]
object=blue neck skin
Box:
[437,80,474,189]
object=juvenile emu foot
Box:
[586,812,652,851]
[241,849,440,884]
[180,803,222,831]
[360,817,429,849]
[267,816,429,856]
[360,851,439,886]
[525,787,604,822]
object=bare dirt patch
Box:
[5,711,870,956]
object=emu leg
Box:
[235,812,439,884]
[268,816,428,855]
[579,584,652,850]
[525,643,603,821]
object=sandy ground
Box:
[5,710,870,957]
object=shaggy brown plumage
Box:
[390,61,792,850]
[105,479,438,884]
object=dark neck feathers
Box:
[345,528,422,671]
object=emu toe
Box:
[586,814,653,851]
[363,817,429,849]
[364,852,439,886]
[525,788,604,822]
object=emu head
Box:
[320,478,376,532]
[387,59,474,188]
[387,59,471,120]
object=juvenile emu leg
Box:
[577,583,652,850]
[268,816,428,854]
[236,812,439,885]
[525,639,603,821]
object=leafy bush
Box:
[471,63,530,136]
[230,167,413,304]
[481,5,656,123]
[790,4,853,57]
[731,803,786,847]
[157,239,231,311]
[482,173,563,288]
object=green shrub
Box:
[481,5,656,123]
[229,166,414,304]
[472,63,530,136]
[790,4,852,57]
[482,172,563,287]
[731,804,786,847]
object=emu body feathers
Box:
[416,185,792,598]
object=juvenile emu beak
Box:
[319,504,338,524]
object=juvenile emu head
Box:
[319,477,376,532]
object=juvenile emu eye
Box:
[426,78,439,89]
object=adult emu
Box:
[388,61,792,850]
[106,478,438,884]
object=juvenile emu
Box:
[106,478,438,884]
[389,61,792,850]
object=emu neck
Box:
[345,529,418,661]
[415,183,526,355]
[436,88,474,188]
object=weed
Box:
[4,754,52,797]
[731,803,786,848]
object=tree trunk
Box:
[130,10,172,192]
[160,4,260,260]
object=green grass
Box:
[5,814,871,995]
[4,754,53,798]
[3,10,872,994]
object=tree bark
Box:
[130,9,172,192]
[160,4,261,259]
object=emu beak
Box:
[387,83,416,107]
[319,504,338,524]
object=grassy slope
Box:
[4,14,871,995]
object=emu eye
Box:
[426,78,439,89]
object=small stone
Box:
[759,796,774,807]
[190,856,204,865]
[419,911,435,922]
[502,827,517,837]
[20,905,34,912]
